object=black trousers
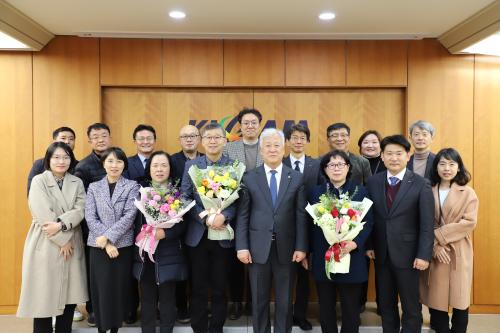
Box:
[228,253,252,304]
[188,237,231,333]
[316,281,363,333]
[140,260,176,333]
[33,304,76,333]
[293,262,310,320]
[429,307,469,333]
[375,261,422,333]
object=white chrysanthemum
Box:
[319,213,334,225]
[219,189,231,199]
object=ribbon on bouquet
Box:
[199,208,222,226]
[135,224,158,262]
[325,241,346,263]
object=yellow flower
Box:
[214,175,221,183]
[208,170,215,179]
[223,172,230,180]
[174,199,180,205]
[317,206,325,214]
[197,186,206,195]
[229,179,238,189]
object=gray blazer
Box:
[236,164,308,264]
[223,140,263,170]
[85,176,139,248]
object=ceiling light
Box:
[461,33,500,56]
[319,12,336,21]
[0,31,29,49]
[169,10,186,19]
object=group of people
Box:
[16,107,478,333]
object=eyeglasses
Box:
[326,162,348,170]
[202,135,224,141]
[51,155,71,162]
[180,134,199,140]
[136,136,155,142]
[290,135,307,142]
[241,121,259,127]
[328,133,349,139]
[89,134,110,141]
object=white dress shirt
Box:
[289,154,305,174]
[264,163,283,190]
[386,168,406,184]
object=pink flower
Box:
[150,190,158,197]
[167,197,174,204]
[168,209,177,217]
[160,204,170,214]
[148,199,157,207]
[211,183,220,192]
[153,195,161,202]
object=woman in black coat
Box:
[308,150,373,333]
[132,151,188,333]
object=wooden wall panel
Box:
[0,53,33,311]
[346,40,408,86]
[224,40,285,86]
[33,36,100,160]
[407,39,474,169]
[472,55,500,306]
[163,40,223,86]
[285,41,346,86]
[100,38,162,86]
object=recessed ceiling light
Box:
[319,12,336,21]
[169,10,186,19]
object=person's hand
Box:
[105,244,119,259]
[301,256,309,270]
[340,241,357,258]
[366,250,376,260]
[237,250,252,264]
[60,241,73,261]
[95,236,108,249]
[413,258,429,270]
[42,221,61,237]
[210,214,226,228]
[292,251,306,263]
[434,245,451,264]
[155,229,166,240]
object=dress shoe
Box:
[293,316,313,331]
[229,302,243,320]
[87,312,96,327]
[177,308,191,324]
[124,312,137,324]
[244,302,252,316]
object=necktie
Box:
[143,158,148,169]
[270,170,278,207]
[389,176,400,186]
[294,160,301,172]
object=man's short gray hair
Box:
[259,128,285,148]
[409,120,435,137]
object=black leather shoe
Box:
[293,316,313,331]
[177,308,190,324]
[229,302,243,320]
[87,313,96,327]
[124,312,137,324]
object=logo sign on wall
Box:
[190,115,308,142]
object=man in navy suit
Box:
[125,124,156,182]
[283,123,323,330]
[366,135,434,333]
[236,128,308,333]
[181,123,236,333]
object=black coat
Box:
[73,152,106,191]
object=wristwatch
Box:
[57,218,67,232]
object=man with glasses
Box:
[223,108,264,320]
[181,123,236,333]
[283,123,324,331]
[326,122,371,186]
[124,124,157,183]
[74,122,112,327]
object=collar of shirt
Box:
[264,163,283,189]
[387,168,406,183]
[138,153,148,168]
[205,155,224,166]
[289,154,305,173]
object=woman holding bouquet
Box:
[85,147,139,333]
[132,151,189,333]
[420,148,478,333]
[308,150,373,333]
[18,142,88,333]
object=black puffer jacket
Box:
[74,152,106,191]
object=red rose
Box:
[347,209,356,218]
[331,208,339,218]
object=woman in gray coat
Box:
[17,142,88,333]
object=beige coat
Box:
[17,171,88,318]
[420,183,478,311]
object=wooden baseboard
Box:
[470,304,500,314]
[0,305,17,315]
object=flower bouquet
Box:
[188,160,246,241]
[306,188,372,277]
[135,182,195,262]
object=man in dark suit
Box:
[124,124,156,183]
[366,135,434,333]
[408,120,436,180]
[181,123,236,333]
[283,123,323,331]
[236,128,308,333]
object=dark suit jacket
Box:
[366,169,434,268]
[124,154,146,182]
[408,152,436,180]
[236,164,308,265]
[283,155,325,195]
[74,152,106,191]
[308,181,373,283]
[170,150,204,185]
[181,155,236,248]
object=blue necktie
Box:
[270,170,278,207]
[294,160,301,172]
[389,176,400,186]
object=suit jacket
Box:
[125,154,146,182]
[181,155,236,248]
[85,176,139,248]
[223,140,263,170]
[74,152,106,191]
[283,155,324,195]
[170,150,204,184]
[236,164,308,264]
[366,169,434,268]
[17,171,87,318]
[348,153,372,186]
[408,152,436,180]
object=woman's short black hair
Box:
[430,148,471,186]
[43,142,77,172]
[144,151,172,181]
[357,130,382,152]
[100,147,128,171]
[380,135,411,153]
[319,150,352,181]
